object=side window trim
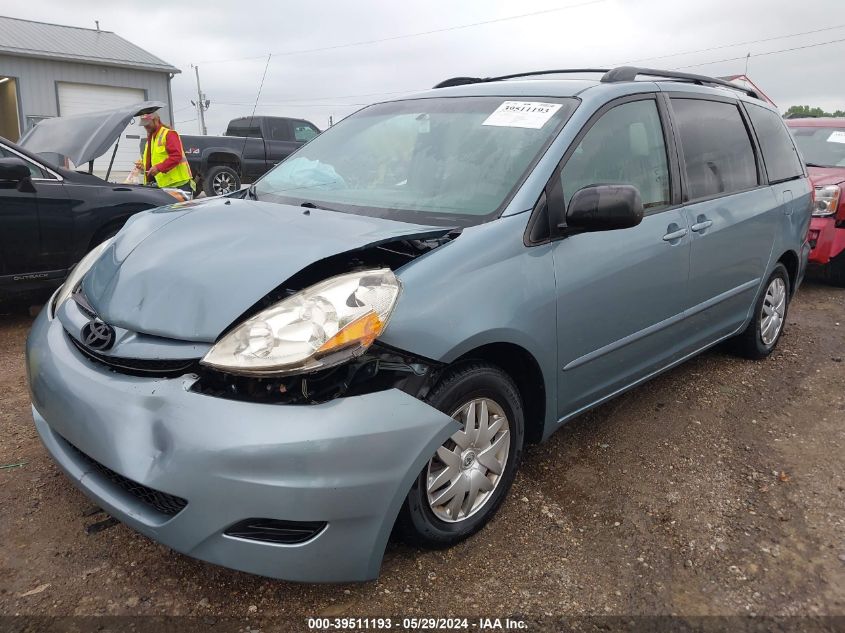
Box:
[736,100,768,186]
[664,93,765,204]
[0,143,60,181]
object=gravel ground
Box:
[0,281,843,628]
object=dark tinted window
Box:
[266,119,290,141]
[671,99,758,200]
[561,99,670,209]
[747,104,805,181]
[226,120,262,138]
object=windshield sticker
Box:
[827,130,845,144]
[482,101,563,129]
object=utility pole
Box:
[191,64,209,135]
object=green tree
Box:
[784,105,845,118]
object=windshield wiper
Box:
[805,162,835,168]
[246,183,259,200]
[300,201,340,212]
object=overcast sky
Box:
[6,0,844,134]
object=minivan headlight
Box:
[51,238,114,316]
[201,269,401,376]
[813,185,841,217]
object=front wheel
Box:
[203,165,240,197]
[732,263,791,359]
[396,362,524,548]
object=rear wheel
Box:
[203,165,240,197]
[396,362,524,548]
[732,264,790,359]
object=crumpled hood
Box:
[19,101,163,166]
[82,197,447,342]
[807,165,845,188]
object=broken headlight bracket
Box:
[190,342,443,405]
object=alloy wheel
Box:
[213,172,235,195]
[760,277,786,345]
[425,398,511,523]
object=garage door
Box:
[57,82,146,182]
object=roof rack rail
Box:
[433,69,610,89]
[432,67,761,100]
[600,66,761,99]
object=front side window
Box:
[746,104,805,181]
[671,98,758,200]
[253,96,578,226]
[561,99,670,210]
[0,146,46,178]
[787,124,845,169]
[293,121,319,142]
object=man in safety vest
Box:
[135,112,195,195]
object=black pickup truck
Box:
[182,116,320,196]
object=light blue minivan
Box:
[27,67,812,582]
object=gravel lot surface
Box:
[1,281,843,629]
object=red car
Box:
[787,118,845,284]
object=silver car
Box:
[26,67,812,582]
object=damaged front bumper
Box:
[26,307,458,582]
[808,216,845,265]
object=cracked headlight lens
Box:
[201,268,401,376]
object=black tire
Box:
[828,251,845,287]
[732,263,791,360]
[203,165,240,197]
[396,362,525,548]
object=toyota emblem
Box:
[81,318,115,351]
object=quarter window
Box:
[561,99,670,209]
[746,104,804,182]
[671,98,758,200]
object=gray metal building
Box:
[0,15,179,146]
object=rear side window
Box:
[561,99,670,209]
[266,119,290,141]
[226,120,262,138]
[746,104,804,182]
[671,98,758,200]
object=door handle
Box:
[691,215,713,232]
[662,227,688,241]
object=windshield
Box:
[790,126,845,168]
[253,96,578,226]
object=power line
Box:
[196,0,604,64]
[620,23,845,65]
[674,37,845,70]
[198,22,845,107]
[215,101,367,107]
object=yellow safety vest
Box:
[142,125,192,188]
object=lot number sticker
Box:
[483,101,562,129]
[827,131,845,144]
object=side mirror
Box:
[0,157,32,183]
[564,184,644,232]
